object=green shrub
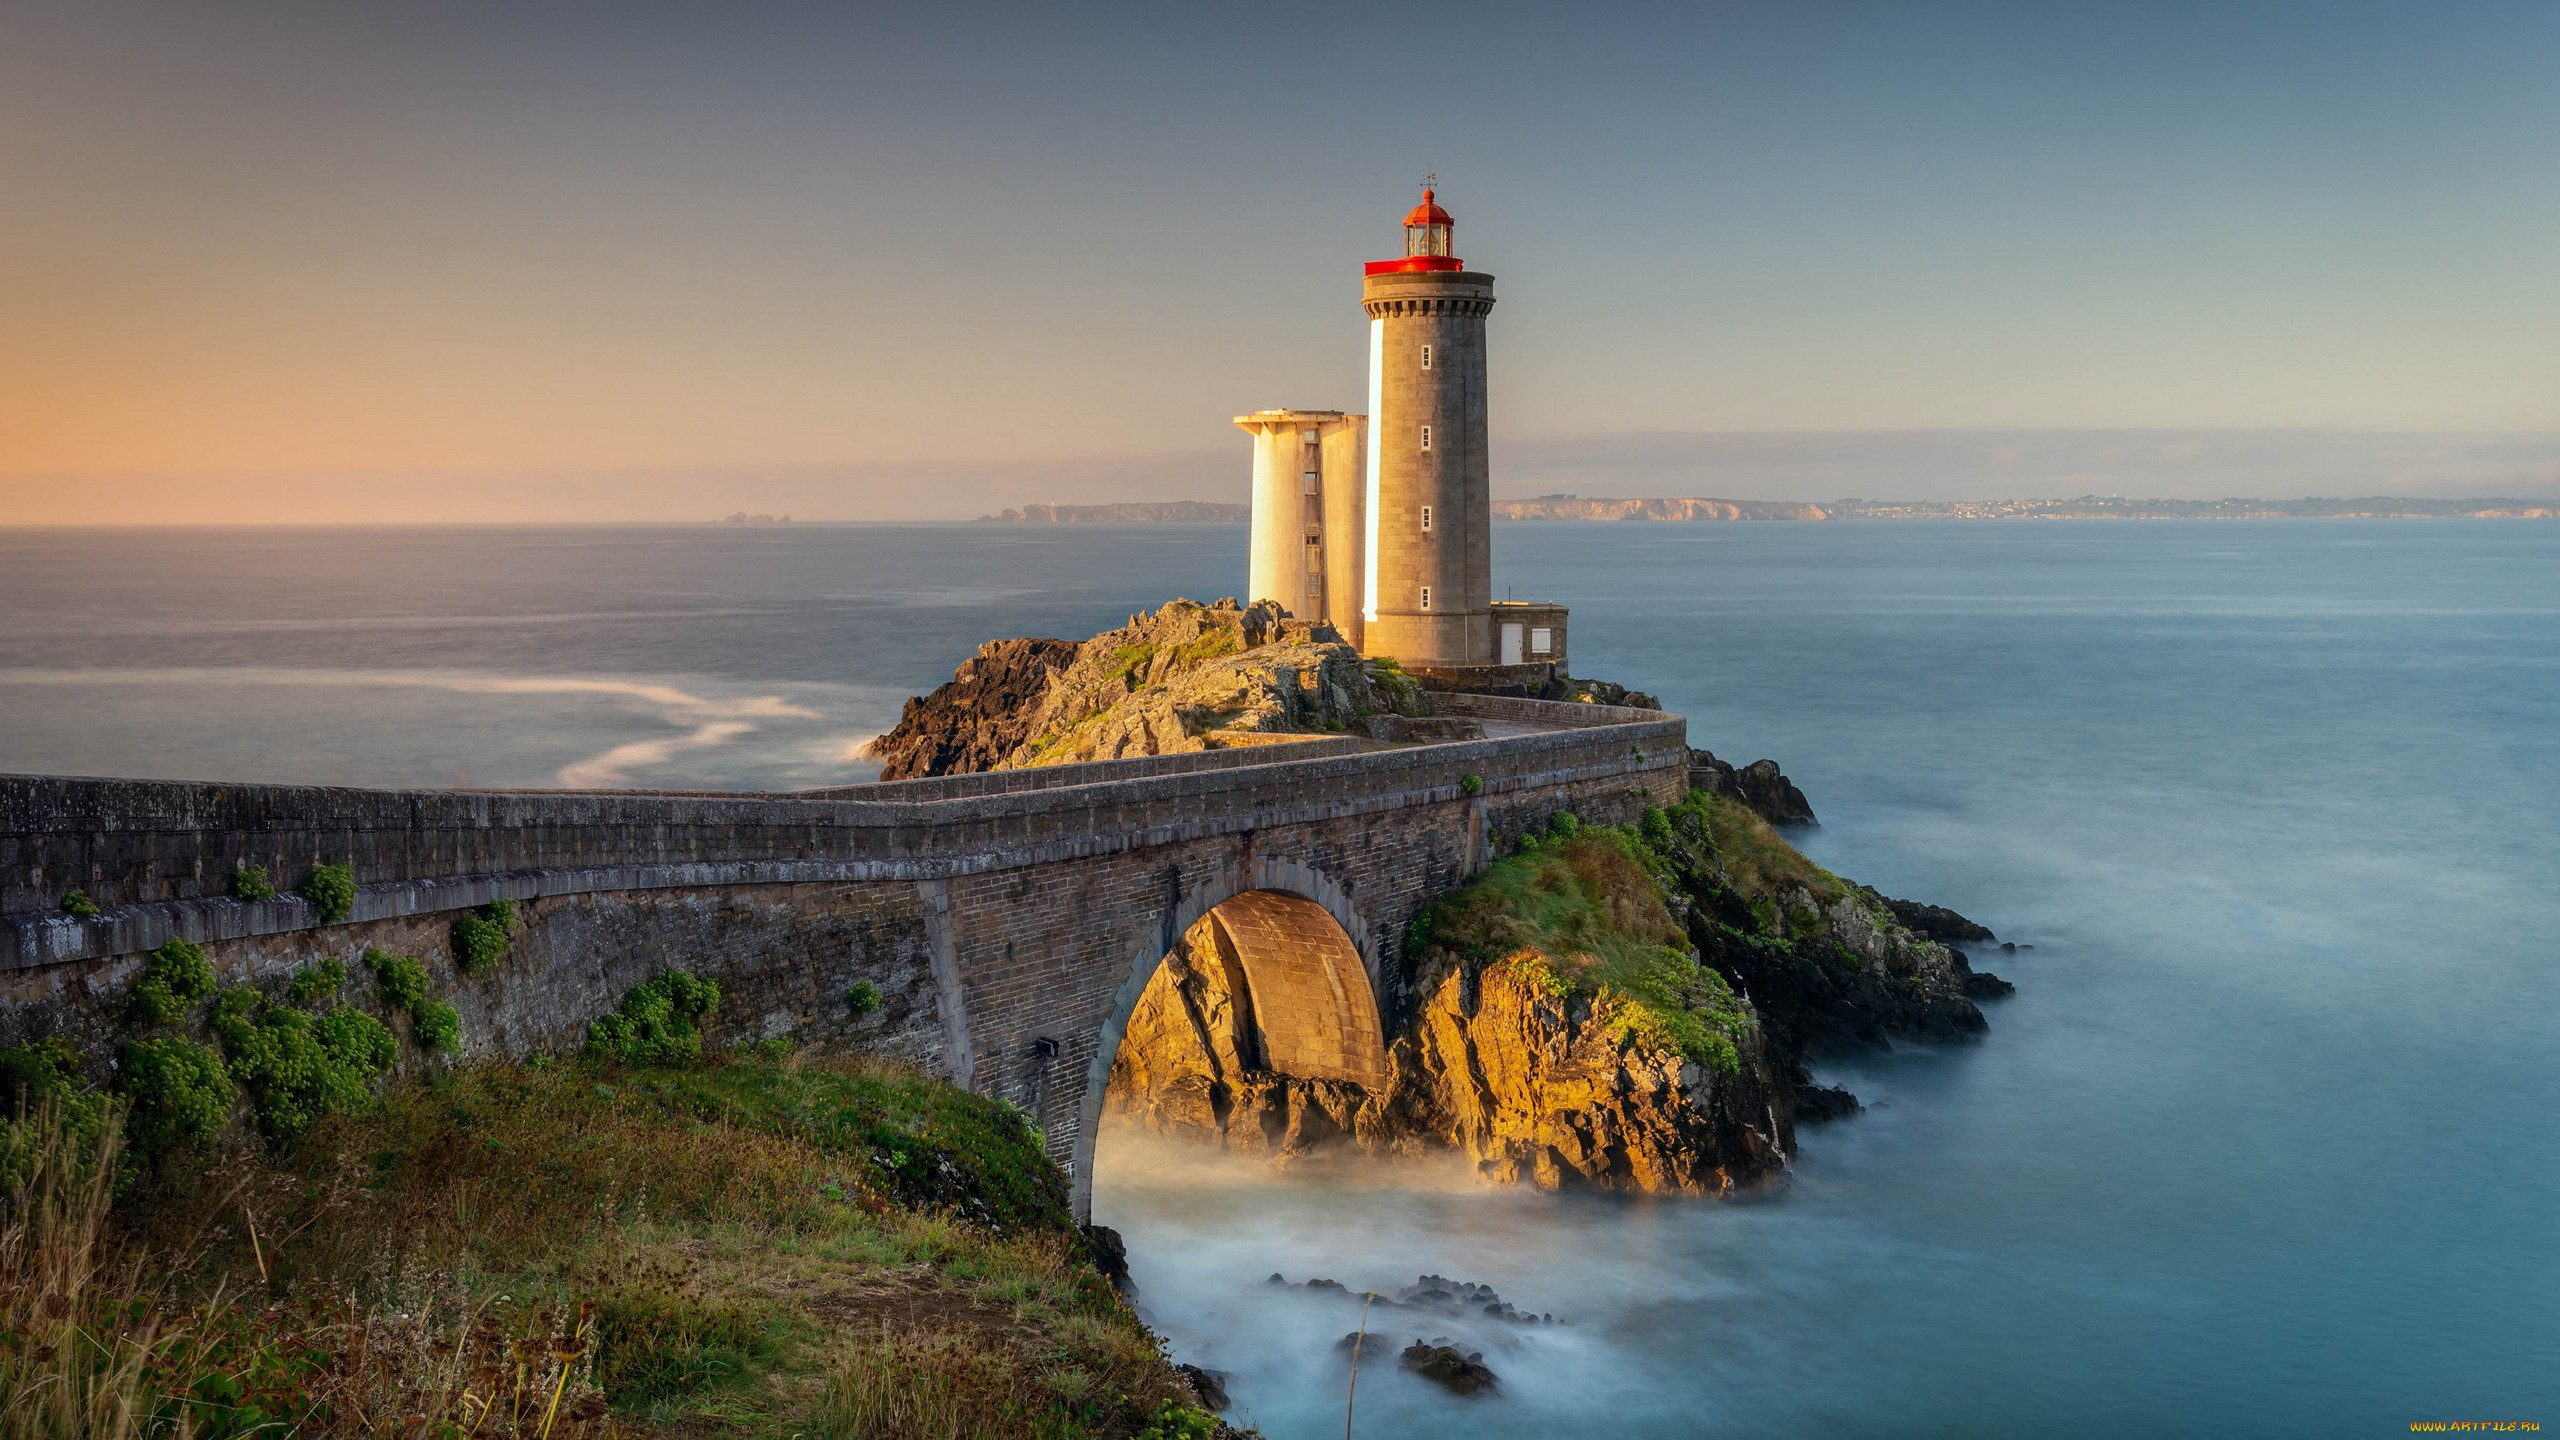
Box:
[1550,810,1583,838]
[298,864,355,924]
[1460,773,1484,796]
[286,957,345,1006]
[846,980,884,1017]
[210,994,396,1140]
[131,937,216,1026]
[366,949,428,1010]
[230,864,277,902]
[1136,1401,1224,1440]
[117,1036,236,1153]
[0,1039,105,1148]
[450,901,516,972]
[1641,806,1676,852]
[412,998,461,1051]
[586,971,721,1067]
[61,889,101,920]
[1602,950,1750,1075]
[363,950,459,1050]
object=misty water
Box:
[5,520,2555,1434]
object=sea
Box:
[3,519,2554,1436]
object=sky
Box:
[4,0,2557,520]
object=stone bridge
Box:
[0,694,1685,1214]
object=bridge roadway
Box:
[0,693,1685,1214]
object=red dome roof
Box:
[1403,188,1453,227]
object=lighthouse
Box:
[1238,184,1566,679]
[1360,186,1497,668]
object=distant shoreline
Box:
[964,495,2557,524]
[1495,495,2557,521]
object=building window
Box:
[1420,344,1433,370]
[1420,505,1432,532]
[1419,586,1431,610]
[1530,627,1553,655]
[1419,425,1432,451]
[1301,429,1319,446]
[1304,471,1319,494]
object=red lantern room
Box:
[1366,182,1466,275]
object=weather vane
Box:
[1422,172,1437,190]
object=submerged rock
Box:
[1337,1331,1394,1363]
[1793,1084,1863,1122]
[1399,1339,1500,1396]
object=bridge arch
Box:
[1069,858,1390,1213]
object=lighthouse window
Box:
[1419,425,1432,451]
[1419,586,1432,610]
[1304,471,1319,494]
[1301,429,1319,445]
[1420,505,1433,532]
[1420,344,1433,369]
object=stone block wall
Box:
[0,696,1687,1215]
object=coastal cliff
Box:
[1108,787,1993,1193]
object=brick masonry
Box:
[0,698,1685,1217]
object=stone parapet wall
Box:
[804,734,1368,801]
[2,701,1682,969]
[1431,692,1662,729]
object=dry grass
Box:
[2,1047,1211,1439]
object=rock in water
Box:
[1686,748,1819,825]
[1876,893,1996,942]
[1794,1083,1863,1122]
[865,637,1077,778]
[1337,1331,1393,1363]
[1175,1363,1231,1411]
[1399,1339,1500,1396]
[1081,1223,1132,1296]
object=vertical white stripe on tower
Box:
[1363,317,1384,626]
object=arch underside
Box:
[1198,889,1387,1088]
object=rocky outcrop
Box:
[867,599,1433,777]
[1108,903,1788,1194]
[1387,950,1790,1193]
[1002,599,1425,767]
[1871,891,1995,942]
[865,637,1077,779]
[1687,749,1817,826]
[1106,787,1993,1189]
